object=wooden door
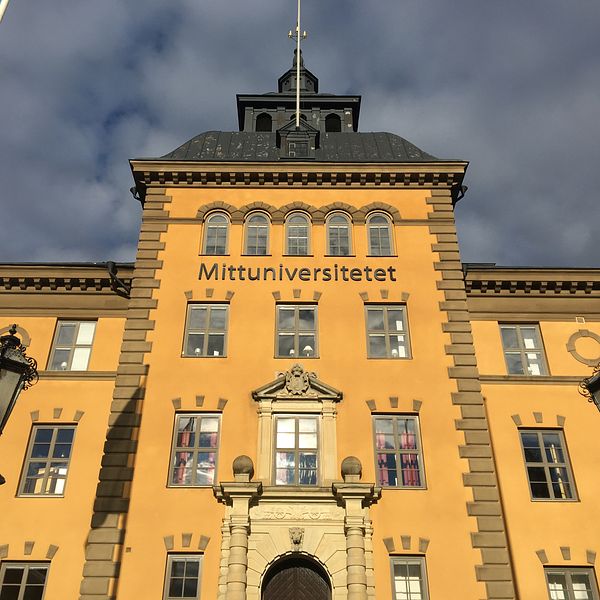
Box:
[262,558,331,600]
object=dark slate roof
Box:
[161,131,440,162]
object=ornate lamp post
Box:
[579,363,600,412]
[0,325,38,484]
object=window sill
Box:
[380,485,427,490]
[282,254,314,257]
[18,494,65,498]
[324,254,356,258]
[530,497,579,503]
[366,357,412,361]
[181,355,227,359]
[275,356,319,360]
[479,375,581,385]
[167,484,216,489]
[40,370,117,380]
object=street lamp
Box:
[579,363,600,412]
[0,325,38,484]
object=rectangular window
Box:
[170,414,220,486]
[545,567,599,600]
[391,557,428,600]
[183,304,228,357]
[19,426,75,496]
[274,416,318,485]
[276,305,317,358]
[0,563,49,600]
[48,321,96,370]
[164,555,202,600]
[374,416,424,488]
[520,429,576,500]
[366,305,410,359]
[500,324,548,375]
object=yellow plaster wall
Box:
[116,187,486,599]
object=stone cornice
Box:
[465,267,600,297]
[0,265,134,294]
[130,159,468,189]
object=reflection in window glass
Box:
[203,213,229,255]
[170,414,220,486]
[0,563,49,600]
[520,430,575,500]
[327,214,351,256]
[366,306,410,359]
[165,555,202,600]
[245,213,269,255]
[374,417,424,488]
[20,427,75,496]
[545,568,599,600]
[275,416,318,485]
[391,557,428,600]
[49,321,96,371]
[183,305,228,357]
[286,214,310,255]
[500,324,547,375]
[367,214,392,256]
[276,305,317,358]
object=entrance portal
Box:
[261,556,331,600]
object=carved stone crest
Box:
[289,527,304,551]
[283,363,311,395]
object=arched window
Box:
[286,213,310,255]
[326,213,351,256]
[325,113,342,132]
[256,113,272,132]
[203,213,229,255]
[367,213,393,256]
[245,213,269,255]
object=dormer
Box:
[276,117,320,159]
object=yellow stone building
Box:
[0,55,599,600]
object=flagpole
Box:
[295,0,301,129]
[0,0,10,23]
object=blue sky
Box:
[1,1,599,266]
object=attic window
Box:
[325,114,342,132]
[256,113,272,132]
[288,141,309,158]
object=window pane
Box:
[50,349,70,370]
[543,433,564,463]
[186,334,205,357]
[277,333,295,357]
[298,309,315,330]
[183,577,198,597]
[505,353,524,374]
[387,309,404,332]
[298,335,315,357]
[172,452,193,485]
[56,324,76,346]
[76,322,95,345]
[207,334,224,357]
[196,452,216,485]
[521,327,540,349]
[389,335,407,358]
[277,432,295,448]
[3,568,24,584]
[367,309,385,331]
[377,453,397,486]
[368,335,386,358]
[23,588,44,600]
[169,577,184,597]
[71,347,91,370]
[185,561,199,577]
[189,307,207,330]
[200,418,219,433]
[299,433,317,449]
[209,308,227,330]
[298,453,317,484]
[500,327,519,349]
[277,308,295,330]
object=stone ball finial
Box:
[232,455,254,482]
[341,456,362,482]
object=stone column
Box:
[214,456,262,600]
[333,457,381,600]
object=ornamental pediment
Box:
[252,364,342,402]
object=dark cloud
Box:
[0,0,598,266]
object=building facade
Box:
[0,55,599,600]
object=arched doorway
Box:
[261,556,331,600]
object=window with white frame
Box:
[374,416,424,488]
[274,416,318,485]
[0,563,49,600]
[245,213,269,255]
[164,555,202,600]
[366,305,410,359]
[183,304,228,357]
[276,304,317,358]
[203,213,229,255]
[520,429,576,500]
[391,557,429,600]
[545,567,599,600]
[169,414,220,486]
[48,321,96,370]
[285,213,310,255]
[326,213,351,256]
[19,426,76,496]
[367,213,393,256]
[500,324,548,375]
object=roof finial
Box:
[288,0,308,129]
